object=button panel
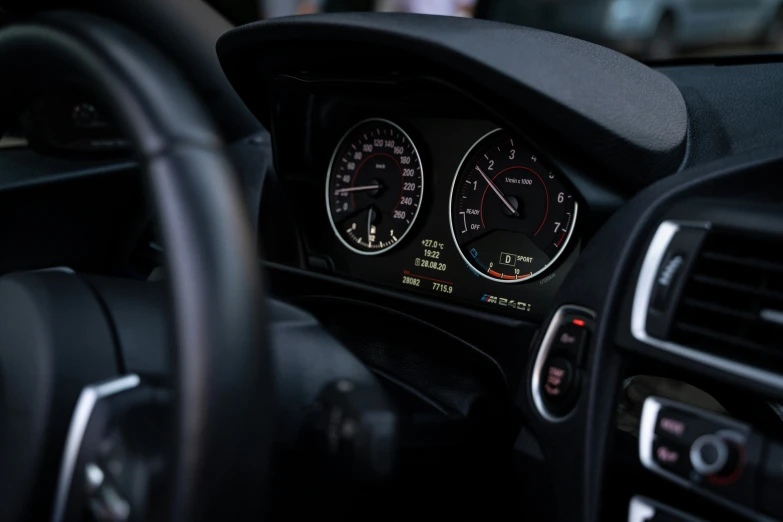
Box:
[531,305,595,422]
[639,397,772,520]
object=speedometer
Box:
[449,129,577,283]
[326,119,424,256]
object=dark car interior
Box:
[2,1,783,521]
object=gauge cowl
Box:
[449,129,577,283]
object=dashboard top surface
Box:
[218,12,688,189]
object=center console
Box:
[518,147,783,522]
[613,198,783,521]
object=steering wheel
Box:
[0,12,271,522]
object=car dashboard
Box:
[219,13,683,326]
[218,14,783,522]
[5,10,783,522]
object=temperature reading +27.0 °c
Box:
[449,130,577,283]
[401,239,454,294]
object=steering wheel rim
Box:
[0,11,271,522]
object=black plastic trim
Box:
[262,259,530,328]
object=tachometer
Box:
[449,129,577,283]
[326,119,424,255]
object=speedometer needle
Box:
[335,184,382,194]
[476,166,519,217]
[367,207,375,246]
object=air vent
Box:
[670,229,783,371]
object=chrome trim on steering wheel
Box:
[52,374,140,522]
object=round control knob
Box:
[690,434,734,476]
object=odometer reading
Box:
[449,129,577,283]
[326,119,424,255]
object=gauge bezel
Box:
[448,128,578,284]
[325,117,424,256]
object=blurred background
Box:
[210,0,783,60]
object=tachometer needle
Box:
[335,184,382,194]
[476,166,519,217]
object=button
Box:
[651,251,687,312]
[696,440,720,467]
[761,442,783,519]
[85,463,105,494]
[541,357,573,404]
[551,323,588,363]
[652,439,690,477]
[690,434,732,477]
[655,406,738,447]
[655,407,696,443]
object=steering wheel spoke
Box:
[53,375,172,522]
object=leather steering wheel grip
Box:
[0,12,271,522]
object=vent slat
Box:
[690,274,783,303]
[672,322,774,355]
[680,297,757,321]
[700,251,783,274]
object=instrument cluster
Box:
[267,79,583,320]
[318,116,579,319]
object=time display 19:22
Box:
[324,120,577,313]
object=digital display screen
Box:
[303,117,580,321]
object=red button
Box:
[541,357,573,404]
